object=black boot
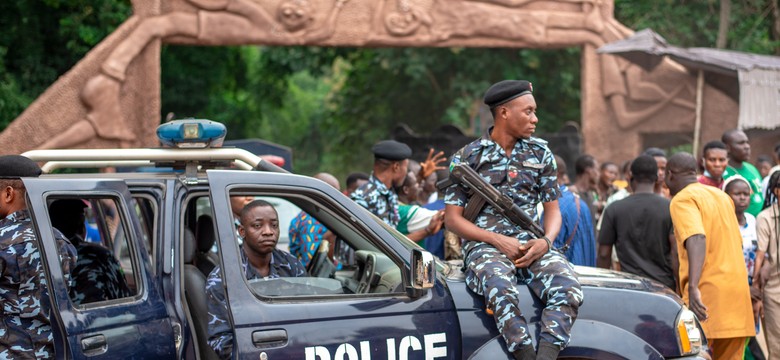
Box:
[512,345,536,360]
[536,341,560,360]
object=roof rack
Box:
[22,148,288,174]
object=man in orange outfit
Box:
[665,152,754,359]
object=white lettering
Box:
[386,338,397,360]
[424,333,447,359]
[360,341,372,360]
[303,332,448,360]
[305,346,332,360]
[398,336,422,360]
[334,343,359,360]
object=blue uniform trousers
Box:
[464,243,583,352]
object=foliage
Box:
[299,47,582,176]
[2,0,778,178]
[615,0,779,54]
[0,0,131,127]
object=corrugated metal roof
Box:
[668,47,780,75]
[598,29,780,74]
[598,29,780,130]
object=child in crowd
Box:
[724,176,766,360]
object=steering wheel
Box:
[357,253,377,294]
[306,240,333,278]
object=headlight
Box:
[676,308,702,355]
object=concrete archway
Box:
[0,0,740,163]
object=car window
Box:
[48,196,141,307]
[190,189,404,299]
[132,196,156,271]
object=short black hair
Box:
[48,199,87,239]
[667,152,698,174]
[346,172,369,187]
[643,147,667,158]
[702,140,727,156]
[574,155,596,176]
[600,161,617,171]
[721,129,742,144]
[757,155,773,165]
[630,155,658,184]
[239,199,277,225]
[774,142,780,157]
[763,170,780,210]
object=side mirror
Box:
[408,249,435,297]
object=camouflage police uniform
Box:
[0,210,77,358]
[350,174,400,227]
[69,236,132,305]
[444,128,583,353]
[206,248,305,359]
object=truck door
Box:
[24,178,176,359]
[207,170,460,360]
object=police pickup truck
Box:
[22,120,706,359]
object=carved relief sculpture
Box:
[0,0,742,164]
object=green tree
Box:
[614,0,779,53]
[3,0,778,178]
[0,0,131,126]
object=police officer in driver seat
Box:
[206,200,305,359]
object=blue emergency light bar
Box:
[157,119,227,148]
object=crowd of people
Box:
[1,78,778,360]
[320,80,780,359]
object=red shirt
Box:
[697,175,723,189]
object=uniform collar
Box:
[240,247,294,280]
[1,209,31,223]
[368,174,393,196]
[477,126,529,157]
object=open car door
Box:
[24,178,176,359]
[207,170,459,359]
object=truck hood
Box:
[574,266,676,294]
[442,260,682,304]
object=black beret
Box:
[483,80,533,108]
[0,155,42,179]
[372,140,412,161]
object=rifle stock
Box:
[449,164,547,240]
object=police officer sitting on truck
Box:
[206,199,306,359]
[444,80,583,360]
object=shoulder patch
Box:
[449,156,461,172]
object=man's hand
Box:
[514,239,549,268]
[753,299,763,323]
[419,148,447,180]
[750,284,764,320]
[688,286,708,321]
[425,210,445,235]
[491,235,525,261]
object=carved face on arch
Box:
[277,0,314,32]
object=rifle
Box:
[438,163,554,252]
